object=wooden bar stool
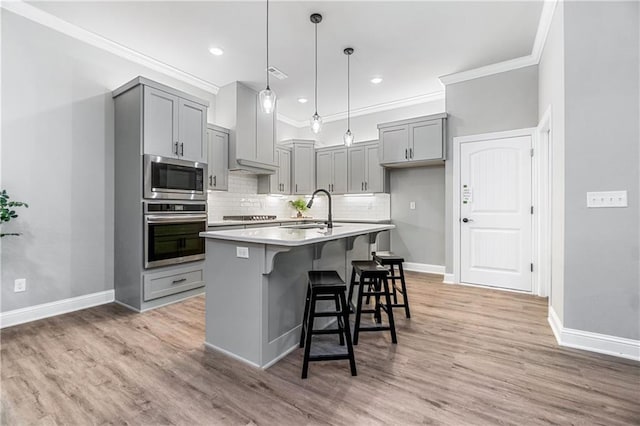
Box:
[300,270,357,379]
[347,261,397,345]
[373,251,411,318]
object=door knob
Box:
[462,218,474,223]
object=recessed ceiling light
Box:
[298,97,308,104]
[370,77,383,84]
[209,47,224,56]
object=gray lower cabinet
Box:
[378,113,447,167]
[143,265,205,302]
[348,141,386,193]
[316,146,347,194]
[258,146,291,194]
[207,124,229,191]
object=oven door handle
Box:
[145,215,208,224]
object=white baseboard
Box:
[403,262,445,275]
[443,273,456,284]
[548,306,639,361]
[0,290,115,329]
[203,341,261,369]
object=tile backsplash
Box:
[207,173,390,222]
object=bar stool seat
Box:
[347,261,397,345]
[300,270,357,379]
[373,251,411,318]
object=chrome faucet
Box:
[307,189,333,229]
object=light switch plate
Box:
[409,201,416,210]
[586,191,628,208]
[14,278,26,292]
[236,247,249,258]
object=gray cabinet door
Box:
[279,148,291,194]
[316,151,332,191]
[365,144,384,193]
[143,86,179,158]
[293,144,315,195]
[256,96,276,166]
[332,149,348,194]
[207,128,228,191]
[410,119,443,161]
[348,146,366,193]
[179,98,207,163]
[380,125,409,164]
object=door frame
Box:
[452,127,538,293]
[534,107,553,298]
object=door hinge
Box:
[530,263,534,272]
[530,148,534,157]
[531,206,534,214]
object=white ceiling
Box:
[29,1,544,123]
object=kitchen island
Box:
[199,223,394,368]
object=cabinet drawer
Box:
[143,268,204,301]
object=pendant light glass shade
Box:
[343,47,354,147]
[259,88,276,114]
[259,0,276,114]
[309,13,323,134]
[310,113,323,134]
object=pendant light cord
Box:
[266,0,270,89]
[347,53,351,131]
[314,23,318,115]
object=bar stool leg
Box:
[339,291,357,376]
[382,277,398,344]
[353,274,366,346]
[334,293,345,346]
[374,277,383,324]
[347,266,357,313]
[299,285,311,348]
[390,264,399,304]
[301,292,317,379]
[399,263,411,318]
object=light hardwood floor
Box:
[2,272,639,425]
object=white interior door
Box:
[460,136,532,292]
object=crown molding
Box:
[277,90,446,128]
[1,1,220,94]
[439,0,557,86]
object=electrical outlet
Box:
[409,201,416,210]
[587,191,628,208]
[14,278,26,293]
[236,247,249,259]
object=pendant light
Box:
[259,0,276,114]
[309,13,323,134]
[343,47,354,147]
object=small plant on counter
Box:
[1,189,29,237]
[288,198,309,218]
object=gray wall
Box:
[538,1,566,322]
[562,1,639,340]
[390,167,445,266]
[1,11,216,312]
[444,66,540,273]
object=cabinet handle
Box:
[175,141,179,155]
[214,175,217,187]
[409,148,413,159]
[296,184,298,193]
[209,175,213,186]
[172,278,187,285]
[365,182,368,191]
[180,143,184,156]
[405,148,408,159]
[361,182,364,191]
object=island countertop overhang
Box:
[199,223,394,247]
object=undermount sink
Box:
[282,223,341,230]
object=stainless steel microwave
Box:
[143,155,207,201]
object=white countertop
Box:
[207,218,391,227]
[200,223,394,246]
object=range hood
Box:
[216,82,279,175]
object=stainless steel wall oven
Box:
[144,202,207,269]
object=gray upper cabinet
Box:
[348,141,386,193]
[291,141,315,195]
[215,81,277,174]
[378,113,447,167]
[315,146,347,194]
[141,84,207,163]
[206,124,229,191]
[258,146,291,194]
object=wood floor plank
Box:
[2,272,639,425]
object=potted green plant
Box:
[288,198,309,218]
[1,189,28,237]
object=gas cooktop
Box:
[223,215,277,221]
